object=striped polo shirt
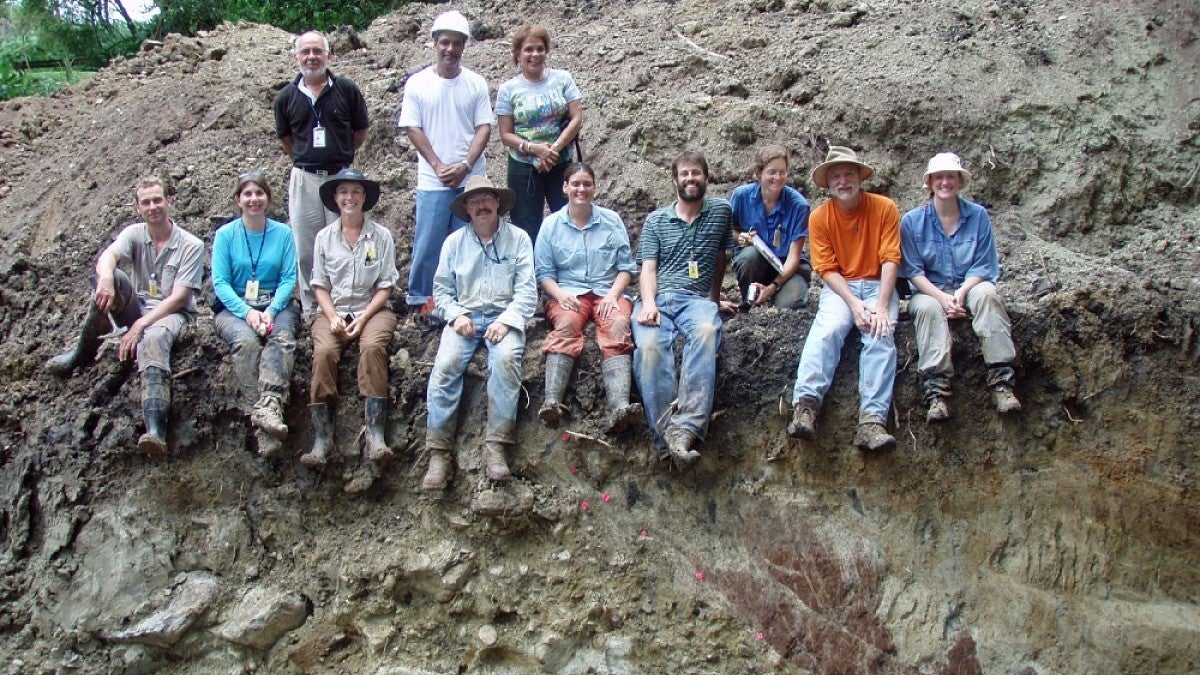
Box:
[637,198,734,296]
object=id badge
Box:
[687,260,700,279]
[773,227,782,248]
[313,125,327,148]
[148,276,160,297]
[364,241,377,261]
[244,279,260,301]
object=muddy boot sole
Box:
[538,403,566,429]
[605,403,644,435]
[138,433,168,459]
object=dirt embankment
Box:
[0,0,1198,672]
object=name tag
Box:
[687,260,700,279]
[364,242,376,261]
[313,126,326,148]
[244,279,260,301]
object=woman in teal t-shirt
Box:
[210,171,299,458]
[496,24,584,246]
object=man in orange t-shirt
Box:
[787,146,901,451]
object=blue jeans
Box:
[426,313,526,449]
[213,300,299,411]
[632,293,722,451]
[791,282,899,421]
[507,156,568,246]
[408,188,467,306]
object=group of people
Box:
[44,11,1022,487]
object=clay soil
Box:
[0,0,1198,672]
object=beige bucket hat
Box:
[922,152,972,186]
[449,176,516,221]
[810,145,875,189]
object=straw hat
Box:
[810,145,875,189]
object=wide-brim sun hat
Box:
[810,145,875,189]
[450,176,516,222]
[431,10,471,40]
[319,168,381,213]
[922,152,972,186]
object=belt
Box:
[297,165,347,177]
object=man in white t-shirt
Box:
[397,10,495,318]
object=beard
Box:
[300,65,327,80]
[676,180,707,203]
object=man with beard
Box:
[397,10,495,321]
[274,30,370,315]
[46,177,205,458]
[787,146,901,451]
[633,151,737,468]
[420,176,536,491]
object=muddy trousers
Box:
[632,292,722,451]
[90,269,189,374]
[732,246,810,310]
[909,282,1016,388]
[309,309,397,404]
[543,293,634,359]
[792,283,898,422]
[213,301,299,411]
[425,313,526,450]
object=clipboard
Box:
[749,233,785,274]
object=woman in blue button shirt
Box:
[211,171,299,458]
[729,145,811,310]
[900,152,1021,423]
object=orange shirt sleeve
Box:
[876,196,901,267]
[808,203,840,278]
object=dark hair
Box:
[752,145,789,178]
[511,24,551,65]
[232,170,273,206]
[671,151,709,179]
[563,162,595,182]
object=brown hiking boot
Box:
[251,395,288,440]
[663,427,700,468]
[787,398,818,440]
[422,449,453,491]
[926,397,950,423]
[853,420,896,452]
[992,386,1021,414]
[482,442,511,483]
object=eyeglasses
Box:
[466,194,498,206]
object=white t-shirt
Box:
[397,65,495,191]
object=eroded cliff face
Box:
[0,0,1197,672]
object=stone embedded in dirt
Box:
[99,572,220,649]
[470,484,536,518]
[212,588,311,650]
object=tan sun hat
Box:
[450,176,516,221]
[810,145,875,189]
[922,152,972,186]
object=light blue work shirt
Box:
[534,204,636,297]
[900,198,1000,288]
[434,219,537,331]
[729,183,810,260]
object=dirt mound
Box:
[0,0,1198,672]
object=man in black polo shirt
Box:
[274,30,370,314]
[633,151,738,468]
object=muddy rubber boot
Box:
[422,449,453,491]
[300,403,334,468]
[46,303,106,375]
[602,355,643,434]
[250,393,288,440]
[482,441,511,483]
[853,417,895,452]
[538,354,574,429]
[363,397,394,463]
[137,367,170,458]
[923,376,952,423]
[787,397,819,440]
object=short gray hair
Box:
[292,31,330,55]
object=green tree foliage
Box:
[153,0,408,36]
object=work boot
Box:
[853,417,895,452]
[923,375,952,423]
[364,397,394,463]
[787,397,819,440]
[300,403,334,468]
[538,354,574,429]
[138,367,170,458]
[422,449,453,490]
[250,393,288,440]
[664,427,700,468]
[991,385,1022,414]
[255,430,283,459]
[602,355,643,434]
[482,441,511,483]
[45,303,106,375]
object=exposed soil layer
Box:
[0,0,1198,672]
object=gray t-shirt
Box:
[109,221,205,314]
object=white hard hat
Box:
[431,11,471,40]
